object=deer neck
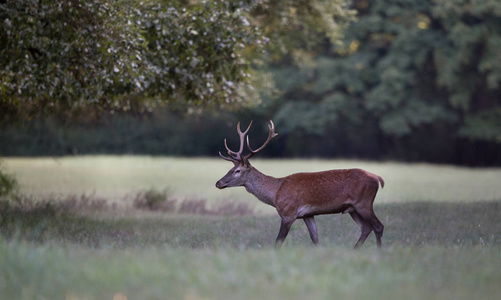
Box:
[244,166,283,207]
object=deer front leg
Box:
[303,216,319,245]
[275,217,295,248]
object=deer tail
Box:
[378,176,385,188]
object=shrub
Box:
[0,163,19,203]
[133,188,176,212]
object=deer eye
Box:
[235,169,241,174]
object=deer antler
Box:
[244,120,278,161]
[219,121,253,163]
[219,120,278,165]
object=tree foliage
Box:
[251,0,355,63]
[270,0,501,145]
[0,0,146,119]
[0,0,354,123]
[140,0,265,107]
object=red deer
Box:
[216,121,385,248]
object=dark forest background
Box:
[1,107,500,166]
[1,0,500,166]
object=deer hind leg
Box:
[355,208,384,248]
[350,211,373,249]
[368,211,384,248]
[275,217,295,248]
[303,216,319,245]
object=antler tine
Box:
[234,121,253,157]
[244,120,278,160]
[219,121,254,163]
[223,138,235,157]
[219,150,237,162]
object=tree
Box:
[433,0,501,142]
[139,0,265,107]
[1,0,147,121]
[268,0,501,163]
[0,0,354,124]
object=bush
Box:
[133,188,176,212]
[0,163,19,203]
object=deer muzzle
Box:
[215,180,227,189]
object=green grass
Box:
[3,241,500,300]
[1,156,501,299]
[1,201,501,300]
[4,156,501,210]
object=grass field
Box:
[4,156,501,207]
[1,156,501,300]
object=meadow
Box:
[1,156,501,300]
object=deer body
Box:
[277,169,384,217]
[216,121,385,248]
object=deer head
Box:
[216,120,278,189]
